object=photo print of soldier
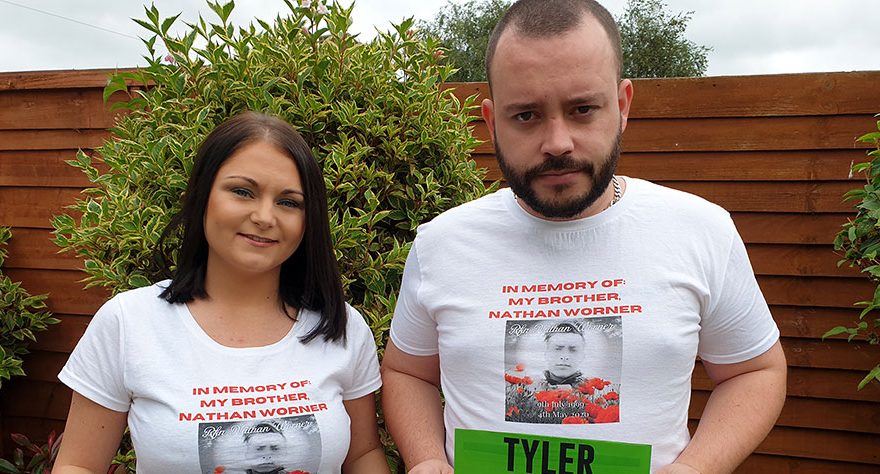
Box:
[198,415,321,474]
[504,317,622,424]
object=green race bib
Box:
[454,428,651,474]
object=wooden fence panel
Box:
[0,187,84,228]
[2,228,81,270]
[0,89,117,130]
[690,390,880,434]
[731,212,849,245]
[617,149,867,181]
[3,268,108,316]
[0,150,99,187]
[469,115,875,154]
[448,72,880,118]
[692,363,880,402]
[0,69,878,470]
[758,275,875,308]
[0,69,126,91]
[736,453,880,474]
[0,129,110,151]
[771,306,869,339]
[27,315,91,354]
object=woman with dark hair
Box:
[53,112,390,473]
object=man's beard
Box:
[495,130,622,219]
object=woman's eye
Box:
[278,199,301,208]
[232,187,252,198]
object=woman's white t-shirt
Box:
[60,281,381,474]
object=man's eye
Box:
[576,105,595,115]
[515,111,534,122]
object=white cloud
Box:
[0,0,876,74]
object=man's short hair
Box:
[243,422,285,443]
[485,0,622,84]
[544,322,585,341]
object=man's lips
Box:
[253,463,281,472]
[540,168,580,177]
[535,169,582,182]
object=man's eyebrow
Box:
[565,93,603,106]
[501,101,540,113]
[501,93,604,113]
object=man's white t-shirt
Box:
[391,178,779,471]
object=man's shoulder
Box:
[417,188,511,235]
[629,178,731,223]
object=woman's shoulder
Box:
[343,302,363,321]
[300,303,376,349]
[343,303,374,338]
[97,280,176,318]
[110,280,171,304]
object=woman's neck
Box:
[202,265,282,310]
[187,265,295,348]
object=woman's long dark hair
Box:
[156,112,346,343]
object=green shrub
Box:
[0,431,134,474]
[0,431,61,474]
[0,228,58,389]
[828,115,880,390]
[51,0,492,467]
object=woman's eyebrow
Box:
[224,175,304,197]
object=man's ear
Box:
[617,79,634,132]
[481,98,497,144]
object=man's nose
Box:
[540,117,575,157]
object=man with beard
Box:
[381,1,786,473]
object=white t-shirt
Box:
[60,281,381,474]
[390,178,779,472]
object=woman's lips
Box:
[240,233,277,247]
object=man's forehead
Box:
[547,332,584,341]
[491,16,617,80]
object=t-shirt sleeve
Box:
[389,242,440,356]
[57,296,130,412]
[697,219,780,364]
[342,305,382,400]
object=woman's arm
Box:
[341,392,391,474]
[53,391,128,474]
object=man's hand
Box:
[407,458,454,474]
[656,462,701,474]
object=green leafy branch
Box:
[827,115,880,390]
[0,227,58,390]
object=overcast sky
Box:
[0,0,876,77]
